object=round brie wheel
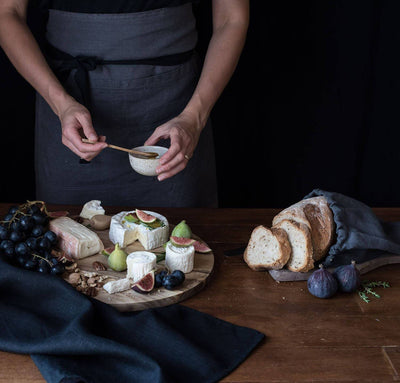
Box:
[165,242,195,273]
[126,251,157,282]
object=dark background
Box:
[1,1,400,208]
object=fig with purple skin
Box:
[333,260,361,293]
[132,270,155,294]
[307,264,338,299]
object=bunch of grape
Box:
[0,201,65,275]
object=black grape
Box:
[0,225,9,240]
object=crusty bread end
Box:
[244,225,291,270]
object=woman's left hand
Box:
[144,111,202,181]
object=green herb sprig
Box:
[358,281,390,303]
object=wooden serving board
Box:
[65,229,214,312]
[268,254,400,282]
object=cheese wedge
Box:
[109,210,169,250]
[80,200,105,220]
[126,251,157,282]
[165,242,195,273]
[103,278,131,294]
[49,217,103,259]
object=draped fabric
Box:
[0,255,264,383]
[1,1,400,207]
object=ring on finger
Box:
[184,154,191,161]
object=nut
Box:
[68,273,81,286]
[82,271,98,278]
[92,261,107,271]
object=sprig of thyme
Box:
[358,280,390,303]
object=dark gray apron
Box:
[35,4,218,207]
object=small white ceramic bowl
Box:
[129,146,168,176]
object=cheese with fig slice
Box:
[49,217,104,259]
[109,210,169,250]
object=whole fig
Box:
[108,243,128,272]
[307,264,338,299]
[333,260,361,293]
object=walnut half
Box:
[92,261,107,271]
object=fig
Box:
[135,209,156,223]
[170,236,195,247]
[333,260,361,293]
[47,210,69,218]
[171,220,192,238]
[132,270,155,293]
[101,245,114,257]
[108,243,128,272]
[193,240,212,253]
[307,264,338,299]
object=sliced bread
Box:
[244,225,291,270]
[273,219,314,272]
[272,196,335,261]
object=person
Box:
[0,0,249,207]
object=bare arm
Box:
[0,0,106,160]
[145,0,250,181]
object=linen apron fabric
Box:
[35,4,218,207]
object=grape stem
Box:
[32,252,52,266]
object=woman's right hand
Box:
[58,98,108,161]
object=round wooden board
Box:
[66,229,214,312]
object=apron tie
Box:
[44,41,194,110]
[69,56,98,107]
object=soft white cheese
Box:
[126,251,157,282]
[80,200,105,219]
[108,210,169,250]
[49,217,103,259]
[103,278,131,294]
[165,242,195,273]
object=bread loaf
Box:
[272,196,334,261]
[244,226,291,270]
[273,219,314,272]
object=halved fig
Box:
[193,240,212,253]
[170,236,196,247]
[132,270,155,294]
[135,209,157,223]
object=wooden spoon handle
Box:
[81,138,158,158]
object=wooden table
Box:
[0,203,399,382]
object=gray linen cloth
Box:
[304,189,400,267]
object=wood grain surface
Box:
[74,228,214,311]
[1,204,400,383]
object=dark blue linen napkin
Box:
[304,189,400,267]
[0,256,264,383]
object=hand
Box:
[58,99,108,161]
[144,112,202,181]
